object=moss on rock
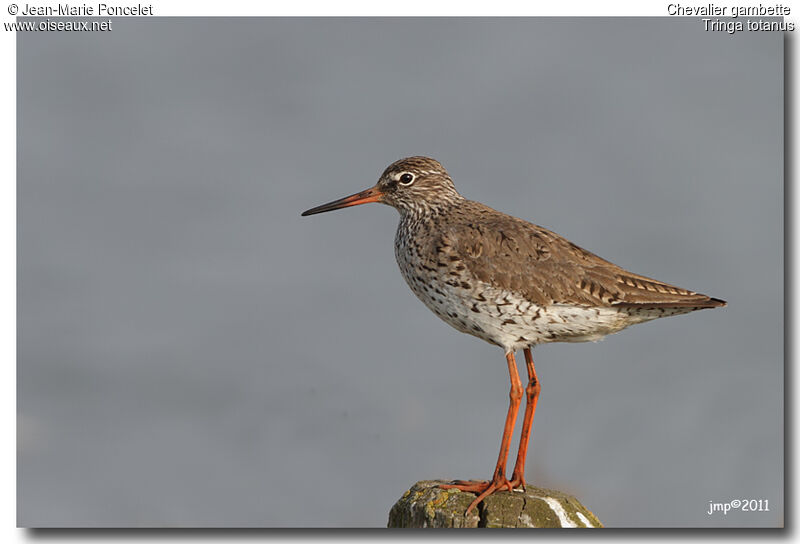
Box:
[388,480,602,528]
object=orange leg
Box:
[509,347,540,489]
[441,351,523,514]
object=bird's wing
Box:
[438,206,725,309]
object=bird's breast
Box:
[394,220,477,329]
[393,220,537,348]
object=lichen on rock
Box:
[387,480,602,528]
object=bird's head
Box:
[301,156,462,217]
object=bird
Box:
[301,156,725,515]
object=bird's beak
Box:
[301,186,383,217]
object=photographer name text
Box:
[19,3,152,15]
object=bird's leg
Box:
[509,347,540,489]
[440,351,523,514]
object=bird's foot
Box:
[440,479,495,493]
[508,473,527,492]
[440,475,516,515]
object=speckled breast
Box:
[393,216,548,350]
[394,217,484,334]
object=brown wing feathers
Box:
[444,201,727,310]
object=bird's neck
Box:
[397,192,465,224]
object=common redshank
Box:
[301,156,725,515]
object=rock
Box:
[387,480,602,528]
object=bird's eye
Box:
[399,173,415,186]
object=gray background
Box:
[18,18,782,527]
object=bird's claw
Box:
[508,475,527,492]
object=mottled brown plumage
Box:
[435,202,724,309]
[301,156,725,514]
